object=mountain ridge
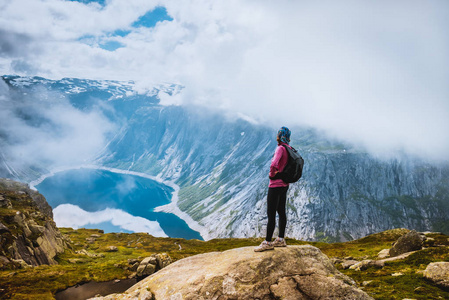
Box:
[1,75,448,242]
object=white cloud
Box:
[53,203,168,236]
[0,82,115,169]
[0,0,448,161]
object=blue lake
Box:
[36,168,203,240]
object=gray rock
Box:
[106,246,118,252]
[154,253,172,269]
[140,256,157,266]
[389,230,423,257]
[136,262,156,278]
[349,260,385,271]
[12,259,30,269]
[0,179,68,267]
[377,249,390,259]
[423,262,449,288]
[341,259,359,269]
[135,255,167,278]
[93,245,372,300]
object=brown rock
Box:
[92,245,372,300]
[423,262,449,288]
[294,274,372,299]
[270,277,308,299]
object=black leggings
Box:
[266,186,288,242]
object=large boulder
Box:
[423,262,449,289]
[389,230,424,257]
[91,245,372,300]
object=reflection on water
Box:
[36,168,203,240]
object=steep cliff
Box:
[100,103,449,241]
[0,178,69,268]
[1,76,448,242]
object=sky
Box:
[1,0,449,161]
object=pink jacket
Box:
[269,143,290,188]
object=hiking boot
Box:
[254,241,274,252]
[272,237,287,247]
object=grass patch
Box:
[0,228,449,299]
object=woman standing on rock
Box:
[255,126,291,252]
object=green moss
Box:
[1,228,449,299]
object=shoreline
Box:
[29,164,207,240]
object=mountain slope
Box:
[1,75,448,241]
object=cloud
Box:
[0,0,448,161]
[53,203,168,236]
[0,79,115,171]
[0,29,32,57]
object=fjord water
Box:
[36,168,203,240]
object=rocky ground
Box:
[0,179,69,268]
[1,227,448,299]
[1,178,449,299]
[91,245,373,300]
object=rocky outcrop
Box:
[0,178,53,218]
[135,253,172,279]
[91,245,372,300]
[389,230,424,257]
[423,262,449,289]
[0,178,68,268]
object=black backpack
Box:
[270,145,304,183]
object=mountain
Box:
[1,75,448,242]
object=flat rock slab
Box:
[91,245,373,300]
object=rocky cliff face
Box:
[90,245,373,300]
[280,153,449,242]
[0,178,69,268]
[1,76,448,242]
[98,102,449,241]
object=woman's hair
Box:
[277,126,291,144]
